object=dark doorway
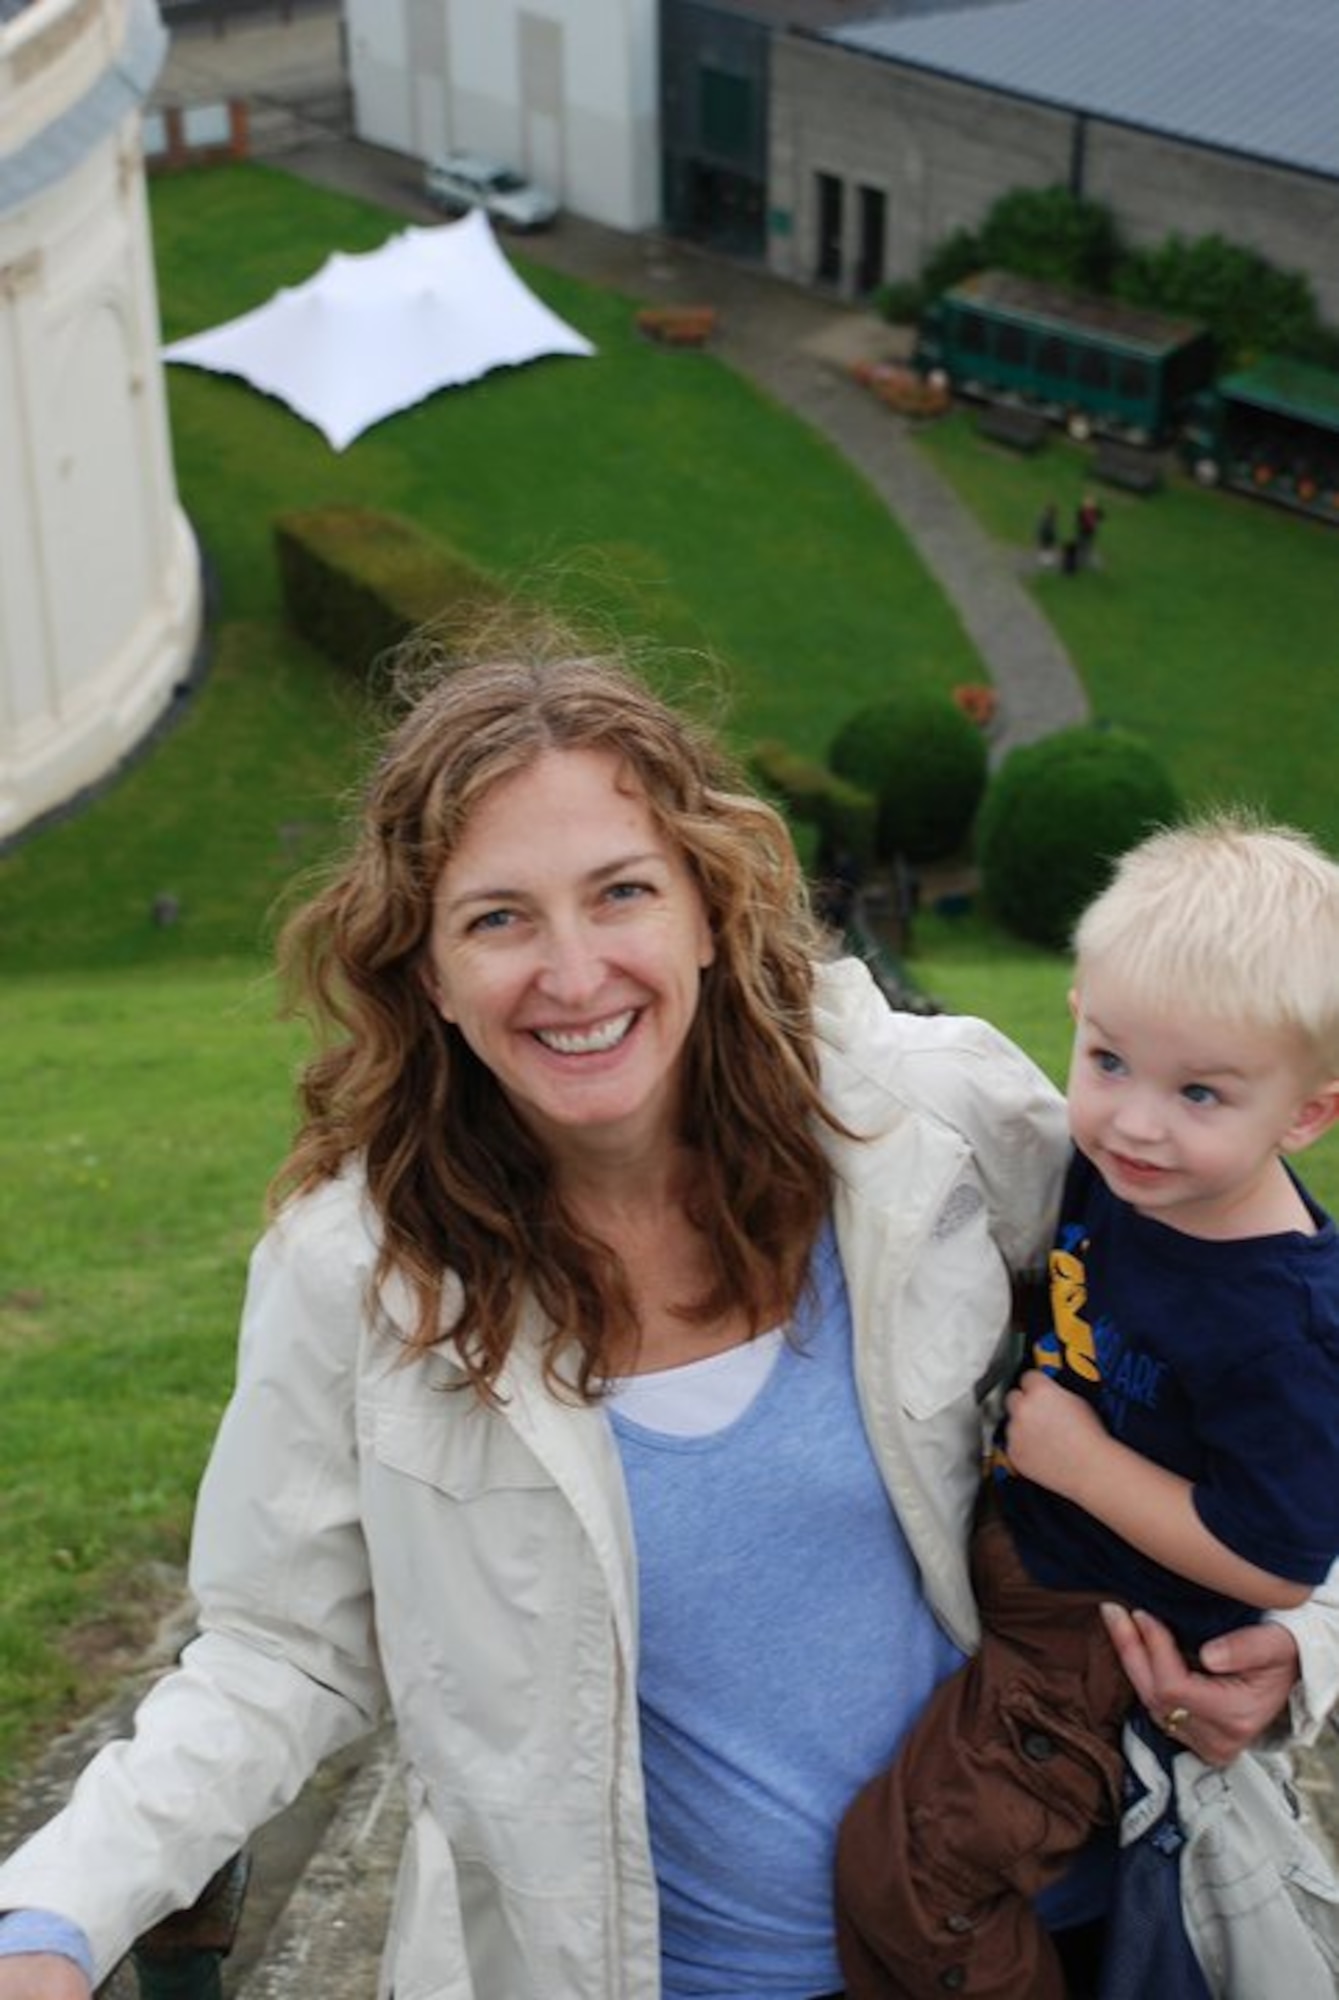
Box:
[672,159,765,256]
[857,185,886,296]
[816,172,843,285]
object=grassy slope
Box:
[0,966,300,1763]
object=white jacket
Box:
[1,959,1335,1998]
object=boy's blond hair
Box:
[1073,810,1339,1077]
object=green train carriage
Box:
[914,269,1216,446]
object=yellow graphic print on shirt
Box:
[1033,1244,1100,1383]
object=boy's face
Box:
[1067,965,1339,1238]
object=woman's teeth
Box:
[536,1011,635,1055]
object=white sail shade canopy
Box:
[162,208,595,450]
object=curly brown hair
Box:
[273,642,842,1400]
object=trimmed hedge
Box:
[977,725,1181,950]
[749,740,878,870]
[273,504,504,675]
[828,691,988,865]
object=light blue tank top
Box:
[608,1224,964,2000]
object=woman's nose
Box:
[538,917,605,1001]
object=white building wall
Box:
[343,0,412,155]
[0,0,200,843]
[347,0,660,233]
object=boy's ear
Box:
[1281,1080,1339,1156]
[1067,986,1081,1022]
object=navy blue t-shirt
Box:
[1002,1150,1339,1648]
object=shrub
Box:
[273,504,504,675]
[920,226,989,304]
[1113,233,1325,371]
[829,692,988,865]
[919,188,1122,300]
[873,278,927,326]
[976,726,1181,950]
[748,740,877,870]
[976,186,1122,293]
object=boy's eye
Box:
[1182,1082,1220,1107]
[1093,1048,1125,1076]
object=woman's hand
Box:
[1102,1602,1299,1766]
[0,1958,91,1999]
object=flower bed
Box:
[850,359,951,420]
[635,306,718,348]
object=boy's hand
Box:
[1102,1602,1298,1765]
[1004,1367,1107,1499]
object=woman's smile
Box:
[532,1008,639,1056]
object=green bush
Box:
[977,186,1122,292]
[748,740,878,869]
[829,692,988,865]
[920,187,1122,300]
[977,726,1181,950]
[1113,233,1328,371]
[273,504,504,675]
[920,226,991,304]
[874,278,928,327]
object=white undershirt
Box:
[603,1327,785,1436]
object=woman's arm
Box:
[0,1179,385,1979]
[0,1958,90,2000]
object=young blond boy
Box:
[836,812,1339,2000]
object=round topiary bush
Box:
[829,691,989,865]
[976,725,1181,950]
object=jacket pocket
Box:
[372,1402,556,1498]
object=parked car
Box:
[423,153,558,232]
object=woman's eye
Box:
[468,908,514,934]
[604,880,652,905]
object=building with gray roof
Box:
[762,0,1339,320]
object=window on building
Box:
[1117,358,1151,403]
[959,312,987,354]
[1076,345,1110,390]
[700,67,752,160]
[1038,335,1069,379]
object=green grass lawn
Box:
[0,964,300,1769]
[153,163,980,749]
[915,413,1339,852]
[2,158,1338,1782]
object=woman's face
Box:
[424,747,715,1165]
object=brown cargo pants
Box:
[834,1502,1131,1999]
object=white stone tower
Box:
[0,0,201,843]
